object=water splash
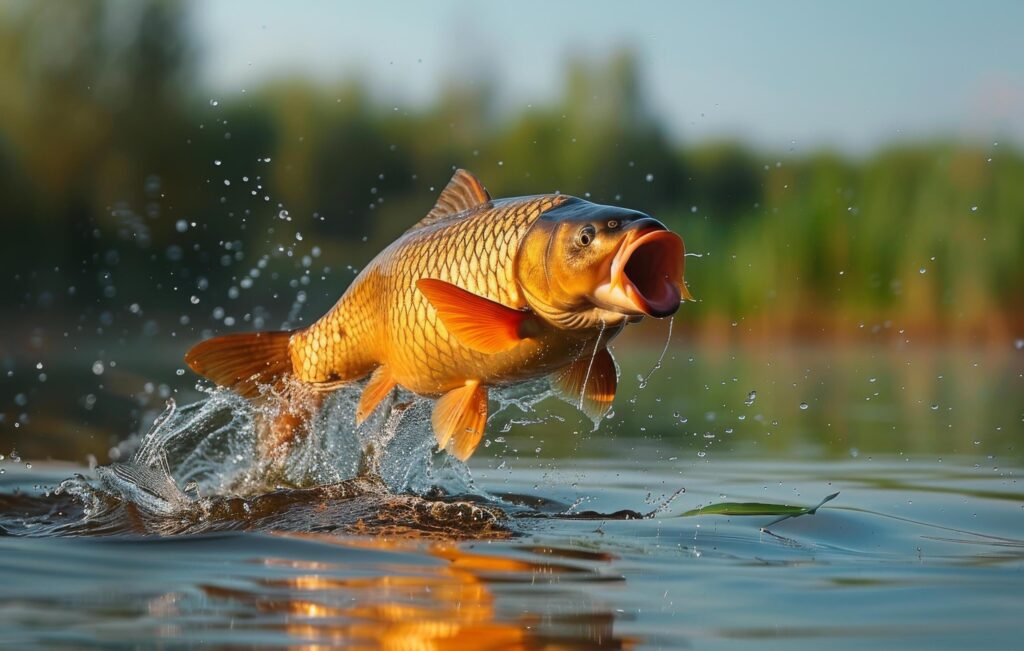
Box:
[105,380,488,499]
[577,319,607,413]
[19,379,529,537]
[0,395,686,540]
[637,316,673,389]
[490,378,563,432]
[9,367,649,538]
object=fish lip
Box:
[600,222,685,317]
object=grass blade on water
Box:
[681,492,840,529]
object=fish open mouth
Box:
[594,224,687,317]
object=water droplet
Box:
[645,173,654,182]
[744,390,757,406]
[214,159,222,166]
[1014,338,1024,350]
[209,99,219,107]
[799,402,809,410]
[91,361,104,375]
[919,267,926,274]
[175,219,188,233]
[931,404,939,411]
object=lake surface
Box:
[0,341,1021,649]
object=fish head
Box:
[518,198,690,325]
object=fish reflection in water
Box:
[0,485,638,648]
[0,467,641,648]
[201,535,634,650]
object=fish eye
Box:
[606,219,619,229]
[575,225,596,247]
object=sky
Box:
[193,0,1024,153]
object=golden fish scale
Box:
[289,195,584,395]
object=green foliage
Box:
[0,0,1020,340]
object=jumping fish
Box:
[186,169,691,460]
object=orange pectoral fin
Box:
[355,366,397,426]
[416,278,538,354]
[551,347,618,422]
[432,380,488,461]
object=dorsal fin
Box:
[410,169,491,230]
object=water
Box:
[0,341,1021,648]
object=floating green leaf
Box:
[682,492,839,528]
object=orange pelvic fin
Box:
[355,365,397,425]
[432,380,488,461]
[185,331,294,398]
[551,347,618,421]
[416,278,538,354]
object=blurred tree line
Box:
[1,0,1021,346]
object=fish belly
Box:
[387,329,588,396]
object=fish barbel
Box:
[186,169,691,460]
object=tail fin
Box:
[185,331,294,398]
